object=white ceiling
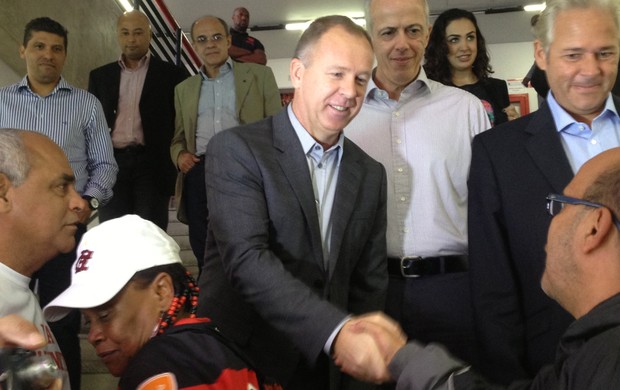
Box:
[163,0,540,58]
[165,0,537,29]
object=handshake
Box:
[332,312,407,383]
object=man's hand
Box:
[177,151,200,174]
[350,313,407,365]
[332,312,406,383]
[0,314,46,349]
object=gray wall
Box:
[0,0,122,89]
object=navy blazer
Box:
[467,96,620,384]
[88,56,188,195]
[197,108,388,388]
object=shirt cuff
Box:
[323,315,351,355]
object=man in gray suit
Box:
[197,15,397,389]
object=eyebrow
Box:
[58,173,76,184]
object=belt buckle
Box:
[400,256,424,278]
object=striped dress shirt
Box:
[0,76,117,204]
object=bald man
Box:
[0,129,88,390]
[229,6,267,64]
[89,10,188,231]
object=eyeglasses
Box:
[194,33,226,44]
[546,193,620,231]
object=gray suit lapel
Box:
[525,102,574,193]
[327,139,363,279]
[272,111,326,270]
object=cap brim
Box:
[43,276,130,322]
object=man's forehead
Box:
[28,31,64,45]
[371,5,427,28]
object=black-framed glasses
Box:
[546,193,620,231]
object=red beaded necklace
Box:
[157,271,200,335]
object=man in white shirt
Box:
[346,0,490,366]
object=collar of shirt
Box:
[286,104,344,164]
[199,57,234,81]
[18,75,72,96]
[118,52,150,71]
[548,91,619,135]
[364,66,432,105]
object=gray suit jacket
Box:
[197,108,388,388]
[170,61,281,222]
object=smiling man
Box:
[170,15,281,270]
[196,15,397,389]
[345,0,490,368]
[0,129,88,390]
[468,0,620,384]
[0,17,117,389]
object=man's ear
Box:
[582,207,614,254]
[289,58,305,88]
[0,173,13,213]
[534,40,547,71]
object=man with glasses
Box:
[340,147,620,388]
[170,15,281,269]
[467,0,620,384]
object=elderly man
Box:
[170,15,280,268]
[197,15,397,389]
[89,11,188,230]
[467,0,620,383]
[345,0,490,366]
[0,129,88,390]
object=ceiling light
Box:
[117,0,134,12]
[524,3,546,12]
[285,21,312,31]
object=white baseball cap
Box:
[44,215,182,322]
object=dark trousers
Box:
[98,148,170,230]
[183,156,207,270]
[386,272,480,368]
[31,224,86,390]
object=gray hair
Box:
[533,0,620,53]
[364,0,430,33]
[0,129,30,187]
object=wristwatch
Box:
[83,196,99,210]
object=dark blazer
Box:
[197,109,388,389]
[467,96,620,384]
[88,56,188,195]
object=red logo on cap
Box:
[75,250,93,273]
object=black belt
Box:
[387,255,468,278]
[114,144,145,154]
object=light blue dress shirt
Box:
[0,76,118,204]
[287,105,346,355]
[196,59,238,156]
[547,92,620,173]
